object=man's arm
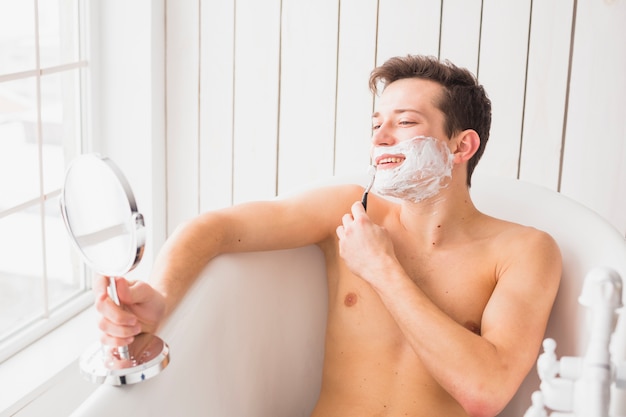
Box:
[336,201,562,417]
[95,184,363,347]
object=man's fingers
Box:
[97,314,140,338]
[96,296,141,348]
[336,225,345,240]
[351,200,367,217]
[95,292,137,326]
[113,276,134,306]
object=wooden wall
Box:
[165,0,626,238]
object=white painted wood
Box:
[473,0,531,181]
[277,0,339,195]
[148,0,168,262]
[439,0,481,74]
[199,0,235,212]
[90,0,165,276]
[232,0,282,204]
[376,0,441,65]
[560,0,626,236]
[166,0,200,233]
[333,0,378,177]
[518,0,574,190]
[174,1,626,239]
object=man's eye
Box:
[399,120,416,126]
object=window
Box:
[0,0,91,362]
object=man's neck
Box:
[396,184,479,247]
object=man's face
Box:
[370,77,449,167]
[369,78,455,203]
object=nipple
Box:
[344,292,358,307]
[465,321,481,335]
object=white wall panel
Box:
[167,1,626,236]
[473,0,531,181]
[91,0,166,276]
[199,0,235,212]
[376,0,441,64]
[333,0,378,177]
[277,0,339,195]
[560,0,626,236]
[232,0,282,204]
[439,0,481,74]
[518,0,574,190]
[166,0,200,233]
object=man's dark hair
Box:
[369,55,492,186]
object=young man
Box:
[95,55,561,417]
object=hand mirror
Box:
[60,153,170,385]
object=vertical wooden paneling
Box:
[174,1,626,236]
[560,0,626,236]
[518,1,573,190]
[199,0,235,212]
[376,0,441,65]
[277,0,339,194]
[166,0,200,233]
[473,0,531,181]
[334,0,378,177]
[92,0,165,275]
[232,0,282,204]
[439,0,482,75]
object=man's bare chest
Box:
[327,238,497,336]
[392,240,497,333]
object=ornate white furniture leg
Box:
[530,267,623,417]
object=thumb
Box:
[351,200,368,219]
[111,276,135,306]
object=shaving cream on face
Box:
[372,136,454,203]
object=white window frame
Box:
[0,0,92,363]
[0,0,166,413]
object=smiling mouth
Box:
[376,156,405,167]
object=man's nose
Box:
[371,122,396,146]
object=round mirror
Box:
[59,153,169,386]
[60,153,144,277]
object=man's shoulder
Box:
[491,215,555,243]
[477,213,559,257]
[482,214,562,276]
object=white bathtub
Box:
[70,175,626,417]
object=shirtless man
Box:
[95,55,562,417]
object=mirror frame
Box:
[59,153,145,277]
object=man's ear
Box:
[452,130,480,164]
